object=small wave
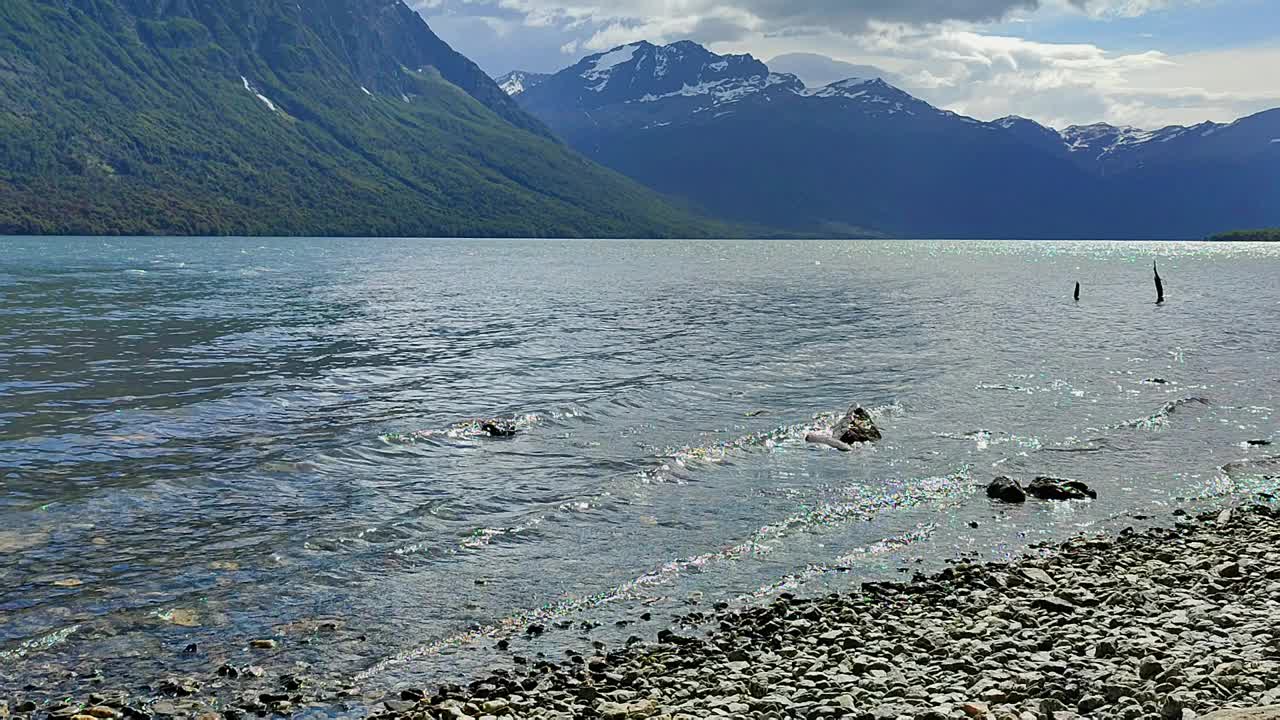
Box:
[642,401,903,484]
[1220,455,1280,480]
[1040,437,1113,454]
[356,464,969,681]
[976,383,1035,394]
[1109,396,1211,431]
[935,430,1043,453]
[380,408,588,445]
[741,523,938,600]
[0,624,81,662]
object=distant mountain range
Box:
[0,1,720,237]
[766,53,904,91]
[500,41,1280,239]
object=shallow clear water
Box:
[1,238,1277,702]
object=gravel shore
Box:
[7,501,1280,720]
[374,502,1280,720]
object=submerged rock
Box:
[987,476,1027,503]
[1027,476,1097,501]
[805,433,854,452]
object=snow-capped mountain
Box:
[509,40,1280,239]
[517,41,949,123]
[494,70,550,97]
[1060,122,1223,158]
[517,41,800,114]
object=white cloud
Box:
[710,24,1280,128]
[414,0,1279,128]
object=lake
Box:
[1,238,1277,702]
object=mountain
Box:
[513,41,1280,239]
[495,71,551,97]
[767,53,903,91]
[0,0,722,237]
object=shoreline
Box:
[377,500,1280,720]
[6,498,1280,720]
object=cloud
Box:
[843,28,1280,128]
[488,0,1044,35]
[411,0,1279,128]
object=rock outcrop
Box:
[986,476,1027,503]
[1027,476,1098,501]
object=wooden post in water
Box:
[1154,262,1165,304]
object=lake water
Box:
[1,239,1278,704]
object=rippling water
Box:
[1,238,1278,702]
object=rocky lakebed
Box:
[8,498,1280,720]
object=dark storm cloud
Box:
[410,0,1052,74]
[722,0,1042,30]
[415,0,1046,36]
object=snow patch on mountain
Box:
[496,71,549,97]
[802,78,926,116]
[803,78,879,99]
[636,73,796,107]
[1060,121,1227,159]
[500,76,526,95]
[240,76,279,113]
[583,44,641,90]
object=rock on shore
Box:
[374,504,1280,720]
[9,504,1280,720]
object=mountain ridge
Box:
[0,0,725,237]
[502,40,1280,239]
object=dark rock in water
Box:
[480,419,518,437]
[155,678,200,697]
[831,405,882,445]
[1028,477,1097,501]
[987,476,1027,503]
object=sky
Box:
[410,0,1280,129]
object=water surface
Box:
[1,239,1277,701]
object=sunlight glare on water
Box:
[0,238,1277,697]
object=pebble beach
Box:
[8,499,1280,720]
[373,501,1280,720]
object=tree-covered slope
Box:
[1209,229,1280,241]
[0,0,721,237]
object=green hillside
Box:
[1208,229,1280,242]
[0,0,722,237]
